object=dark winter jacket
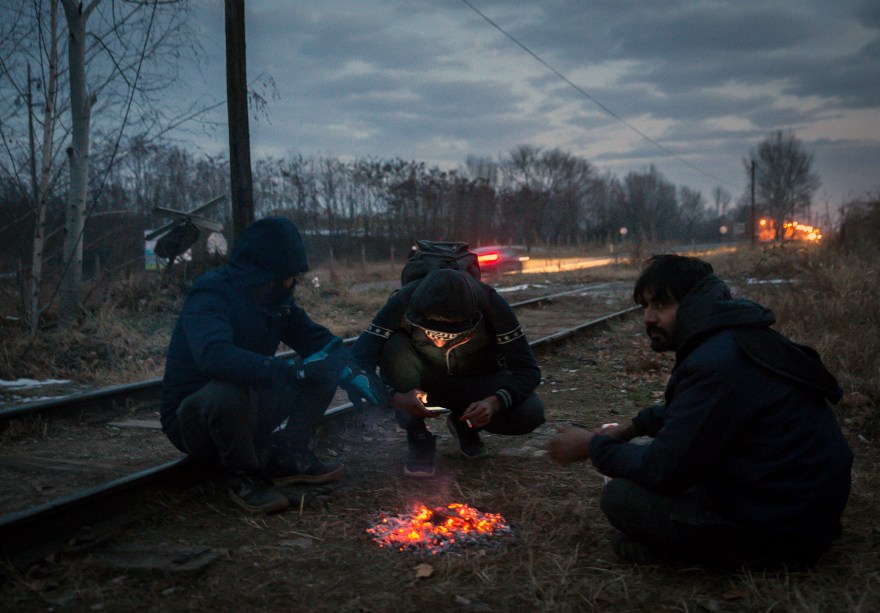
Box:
[160,217,337,437]
[590,274,853,554]
[351,269,541,410]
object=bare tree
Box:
[746,130,820,239]
[677,186,706,242]
[1,0,197,328]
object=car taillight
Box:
[478,252,500,264]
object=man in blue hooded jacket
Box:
[547,254,853,568]
[160,217,382,514]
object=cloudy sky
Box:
[176,0,880,211]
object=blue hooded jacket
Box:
[160,217,337,437]
[590,275,853,556]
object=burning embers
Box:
[367,503,511,554]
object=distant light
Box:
[478,252,500,264]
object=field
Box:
[1,242,878,612]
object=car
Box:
[472,245,528,275]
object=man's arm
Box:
[486,291,541,409]
[545,418,638,465]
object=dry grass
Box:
[1,242,879,611]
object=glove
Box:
[337,366,387,411]
[288,337,343,380]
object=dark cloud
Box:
[149,0,880,204]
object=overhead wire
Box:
[460,0,736,190]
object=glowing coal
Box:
[367,503,511,554]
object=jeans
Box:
[171,372,337,474]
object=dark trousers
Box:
[379,331,545,435]
[599,478,822,568]
[171,373,337,474]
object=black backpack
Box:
[400,240,481,285]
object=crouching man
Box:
[160,217,383,514]
[547,254,853,568]
[352,268,545,478]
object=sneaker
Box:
[446,416,488,459]
[404,431,437,478]
[268,449,345,486]
[228,473,290,514]
[611,533,661,565]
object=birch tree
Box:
[0,0,196,328]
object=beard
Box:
[646,324,675,352]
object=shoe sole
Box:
[403,466,436,478]
[446,417,489,460]
[228,490,290,515]
[272,464,346,487]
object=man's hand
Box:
[546,425,594,465]
[591,419,638,441]
[389,389,434,418]
[461,395,501,428]
[338,366,387,410]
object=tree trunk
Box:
[59,0,97,328]
[225,0,254,240]
[28,0,59,335]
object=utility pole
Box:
[750,159,756,247]
[225,0,255,240]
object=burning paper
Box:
[367,503,511,554]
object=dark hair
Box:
[633,254,715,305]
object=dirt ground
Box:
[2,315,877,612]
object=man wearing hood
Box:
[161,217,382,514]
[547,254,853,568]
[351,268,545,478]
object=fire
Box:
[367,503,511,554]
[757,218,822,242]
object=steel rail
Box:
[0,301,640,565]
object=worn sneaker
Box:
[268,449,345,486]
[611,533,661,565]
[228,473,290,515]
[447,416,488,459]
[404,431,437,478]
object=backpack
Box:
[400,240,481,285]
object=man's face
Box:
[641,291,679,352]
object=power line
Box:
[461,0,735,190]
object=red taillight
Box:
[478,252,500,264]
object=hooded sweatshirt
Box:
[590,274,853,554]
[160,217,337,438]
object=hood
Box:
[405,269,482,333]
[674,274,842,403]
[674,274,775,356]
[225,217,309,288]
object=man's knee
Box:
[488,393,545,435]
[178,381,252,434]
[599,478,643,524]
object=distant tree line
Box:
[4,132,833,277]
[0,140,750,255]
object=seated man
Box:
[547,254,853,568]
[160,217,381,514]
[352,268,545,478]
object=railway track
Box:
[0,281,640,564]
